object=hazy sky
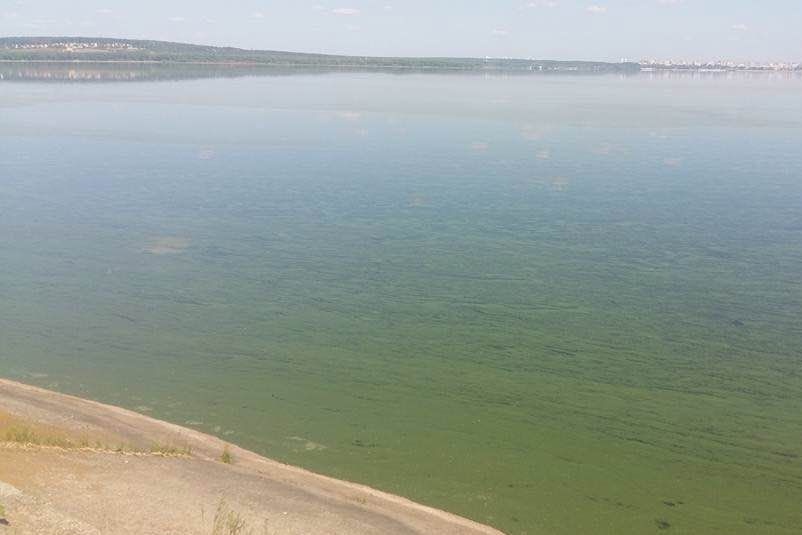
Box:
[1,1,800,62]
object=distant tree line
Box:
[0,37,641,73]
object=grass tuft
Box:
[4,425,77,449]
[150,443,193,456]
[211,500,249,535]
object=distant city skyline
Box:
[1,1,800,62]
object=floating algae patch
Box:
[287,436,327,452]
[144,237,191,255]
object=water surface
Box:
[1,69,802,534]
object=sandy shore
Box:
[0,378,505,535]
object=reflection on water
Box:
[0,62,353,82]
[2,62,801,84]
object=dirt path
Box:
[0,378,506,535]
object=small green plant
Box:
[220,446,233,464]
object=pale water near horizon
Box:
[1,70,802,534]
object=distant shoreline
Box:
[0,59,633,73]
[0,36,640,74]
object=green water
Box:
[1,71,802,534]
